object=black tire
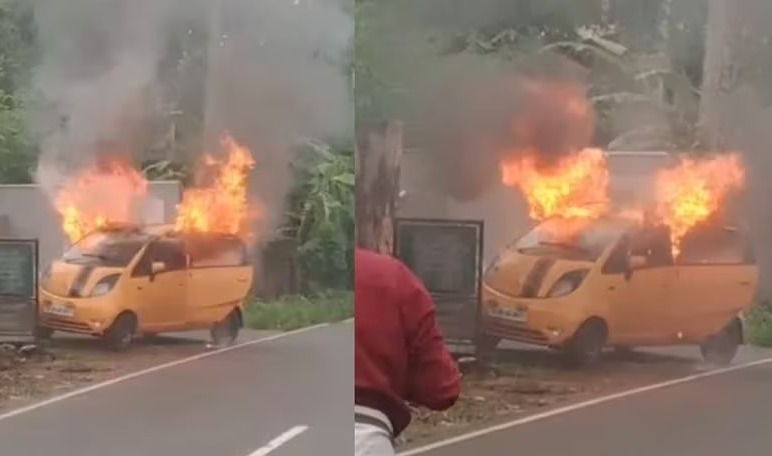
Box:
[563,320,607,368]
[210,310,240,347]
[700,319,741,366]
[103,313,137,351]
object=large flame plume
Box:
[52,135,257,244]
[174,136,257,237]
[499,78,746,257]
[654,153,745,256]
[54,158,148,243]
[500,147,610,221]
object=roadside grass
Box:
[746,304,772,347]
[244,290,353,331]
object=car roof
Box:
[95,223,242,241]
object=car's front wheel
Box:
[103,313,137,351]
[563,319,607,368]
[700,319,741,366]
[211,310,240,347]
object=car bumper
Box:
[480,284,584,346]
[38,290,114,336]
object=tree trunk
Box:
[699,0,772,301]
[355,121,403,255]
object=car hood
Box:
[44,260,124,298]
[484,250,592,298]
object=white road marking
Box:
[399,356,772,455]
[0,323,332,423]
[247,425,309,456]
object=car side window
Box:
[601,235,630,275]
[189,237,248,268]
[155,240,187,271]
[131,240,187,277]
[631,226,673,267]
[679,227,751,265]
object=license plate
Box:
[488,306,527,322]
[45,303,75,318]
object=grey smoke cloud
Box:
[28,0,353,235]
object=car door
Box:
[671,227,757,338]
[124,239,188,331]
[186,236,252,327]
[603,229,678,344]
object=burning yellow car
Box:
[480,215,757,366]
[37,224,253,350]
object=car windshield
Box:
[510,218,625,262]
[62,230,151,267]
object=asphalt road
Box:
[0,322,352,456]
[409,358,772,456]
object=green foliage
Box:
[0,90,33,183]
[0,0,37,184]
[356,0,708,150]
[745,304,772,347]
[244,290,353,331]
[284,139,354,292]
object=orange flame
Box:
[655,153,744,256]
[174,136,257,238]
[54,158,148,243]
[500,147,610,221]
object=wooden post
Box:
[355,121,403,255]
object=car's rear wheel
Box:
[700,319,741,366]
[211,310,240,347]
[563,319,607,368]
[103,313,137,351]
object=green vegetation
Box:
[244,291,353,331]
[284,140,355,292]
[355,0,707,149]
[745,304,772,347]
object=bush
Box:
[244,291,353,331]
[745,304,772,347]
[284,140,354,292]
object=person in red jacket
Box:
[355,247,462,455]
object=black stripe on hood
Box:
[68,265,96,297]
[520,258,555,298]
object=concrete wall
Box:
[0,181,182,269]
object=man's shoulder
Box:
[355,248,405,272]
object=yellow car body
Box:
[481,216,757,364]
[37,224,253,348]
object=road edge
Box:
[399,356,772,455]
[0,322,333,422]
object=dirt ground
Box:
[0,334,209,412]
[400,346,704,447]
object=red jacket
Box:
[354,248,461,436]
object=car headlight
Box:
[547,269,589,298]
[90,274,121,297]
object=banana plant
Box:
[283,139,355,291]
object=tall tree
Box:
[699,0,772,300]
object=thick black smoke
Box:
[421,57,594,201]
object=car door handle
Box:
[236,278,247,283]
[739,281,752,286]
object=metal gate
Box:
[0,239,38,338]
[393,218,483,351]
